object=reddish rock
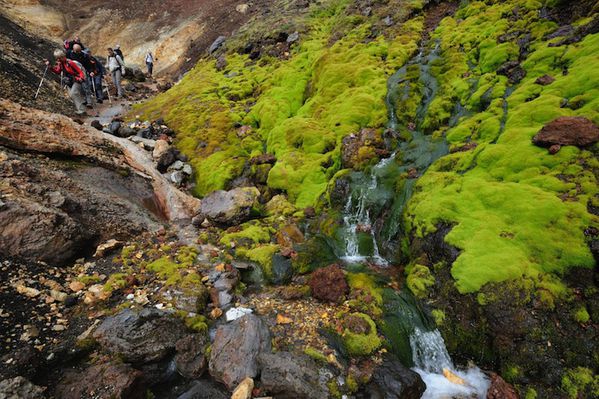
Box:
[55,362,146,399]
[341,128,387,169]
[548,144,561,154]
[309,264,349,303]
[533,116,599,148]
[486,372,519,399]
[249,153,277,165]
[535,74,555,85]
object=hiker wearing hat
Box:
[68,43,93,107]
[106,47,125,98]
[114,44,124,62]
[45,49,87,115]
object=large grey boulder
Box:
[365,354,426,399]
[198,187,260,226]
[93,308,187,364]
[209,314,271,390]
[259,352,328,399]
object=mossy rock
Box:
[340,312,382,356]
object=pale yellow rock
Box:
[443,368,466,385]
[15,284,40,298]
[50,289,67,302]
[153,139,170,160]
[69,281,85,292]
[231,377,253,399]
[94,239,122,257]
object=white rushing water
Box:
[410,328,490,398]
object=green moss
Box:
[236,244,279,280]
[346,373,359,393]
[304,346,328,364]
[346,272,384,317]
[502,364,521,383]
[573,306,590,324]
[406,263,434,298]
[184,315,208,332]
[146,248,200,287]
[78,275,101,285]
[341,312,382,356]
[524,388,538,399]
[103,273,127,293]
[327,379,342,399]
[431,309,446,326]
[561,367,599,399]
[220,223,274,248]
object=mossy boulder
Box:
[340,312,382,356]
[198,187,260,226]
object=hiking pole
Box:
[34,64,49,100]
[104,77,112,104]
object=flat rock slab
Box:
[259,352,328,399]
[533,116,599,148]
[93,308,188,364]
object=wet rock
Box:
[55,362,146,399]
[175,333,209,379]
[497,60,526,84]
[93,308,187,364]
[176,380,228,399]
[532,116,599,148]
[535,74,555,85]
[129,136,156,150]
[90,120,102,130]
[138,126,154,139]
[341,128,387,169]
[170,171,185,186]
[271,254,293,285]
[309,264,349,303]
[365,354,426,399]
[209,36,227,54]
[286,31,300,43]
[117,126,136,137]
[259,352,328,399]
[209,314,271,390]
[198,187,260,226]
[486,372,518,399]
[108,120,121,135]
[153,139,170,160]
[157,147,179,173]
[0,376,45,399]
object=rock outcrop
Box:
[209,314,271,390]
[532,116,599,148]
[93,308,188,364]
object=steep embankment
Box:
[136,0,599,396]
[0,0,270,76]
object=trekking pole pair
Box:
[103,76,113,105]
[34,64,49,100]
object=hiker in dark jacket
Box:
[87,49,105,103]
[45,49,86,114]
[68,44,93,106]
[145,50,154,76]
[64,36,85,57]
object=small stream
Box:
[335,41,490,397]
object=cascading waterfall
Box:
[410,328,491,398]
[339,40,490,397]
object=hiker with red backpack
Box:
[68,44,94,107]
[45,49,87,115]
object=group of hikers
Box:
[43,35,155,115]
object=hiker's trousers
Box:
[69,82,85,113]
[111,69,123,98]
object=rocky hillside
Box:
[0,0,271,76]
[0,0,598,398]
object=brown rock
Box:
[535,74,555,85]
[532,116,599,148]
[548,144,561,154]
[486,372,519,399]
[55,362,146,399]
[276,224,305,249]
[175,333,208,379]
[341,128,387,169]
[308,264,349,303]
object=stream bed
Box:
[334,41,490,397]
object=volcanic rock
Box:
[258,352,328,399]
[365,354,426,399]
[0,377,45,399]
[532,116,599,148]
[209,314,271,390]
[175,333,209,379]
[198,187,260,226]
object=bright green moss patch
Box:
[219,223,274,248]
[340,312,382,356]
[573,306,590,324]
[304,346,328,363]
[406,263,434,298]
[561,367,599,399]
[406,0,599,294]
[146,247,200,286]
[236,243,279,280]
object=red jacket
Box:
[51,59,85,82]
